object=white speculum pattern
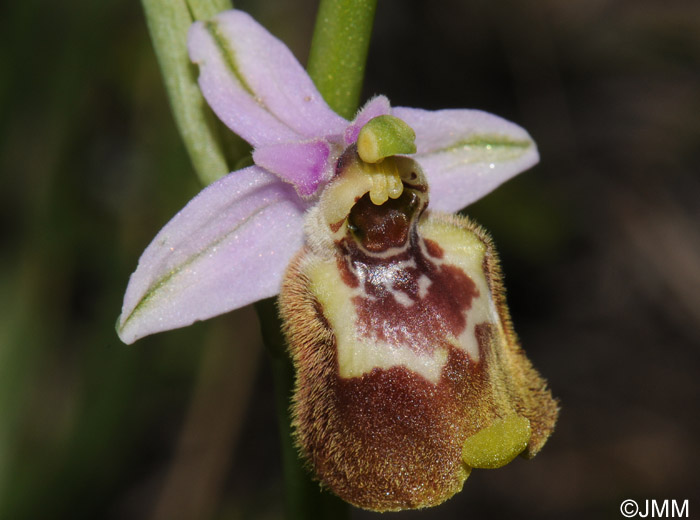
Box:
[309,219,501,385]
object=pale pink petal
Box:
[253,139,333,197]
[189,10,347,147]
[117,166,306,344]
[392,107,539,213]
[344,95,391,144]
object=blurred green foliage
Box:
[0,0,207,517]
[1,0,699,519]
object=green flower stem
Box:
[307,0,378,119]
[141,0,233,185]
[186,0,231,21]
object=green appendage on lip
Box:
[462,415,531,469]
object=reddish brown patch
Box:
[353,261,478,354]
[424,238,444,259]
[302,342,491,510]
[348,191,421,252]
[335,228,478,355]
[337,182,480,356]
[329,219,344,233]
[336,256,359,288]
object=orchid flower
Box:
[118,9,557,512]
[118,10,538,344]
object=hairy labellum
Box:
[280,146,558,511]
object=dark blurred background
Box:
[1,0,699,518]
